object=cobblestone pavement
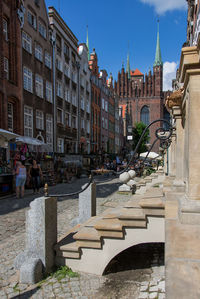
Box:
[0,176,165,298]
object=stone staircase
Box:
[55,171,166,275]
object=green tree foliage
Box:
[132,122,150,155]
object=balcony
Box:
[72,105,77,115]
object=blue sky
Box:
[45,0,187,90]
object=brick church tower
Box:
[115,23,169,152]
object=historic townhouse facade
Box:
[48,7,81,154]
[89,49,101,154]
[99,70,109,153]
[78,43,91,154]
[0,0,23,135]
[22,0,53,149]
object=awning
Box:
[0,128,19,141]
[15,136,51,152]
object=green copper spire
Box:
[126,42,131,79]
[86,25,90,61]
[154,20,163,67]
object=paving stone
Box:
[140,285,149,292]
[149,292,159,299]
[149,285,159,292]
[158,293,165,299]
[158,280,165,292]
[138,292,149,299]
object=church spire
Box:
[154,20,163,67]
[86,25,90,61]
[126,42,131,79]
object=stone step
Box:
[118,208,146,220]
[74,226,101,241]
[139,197,165,209]
[56,248,80,259]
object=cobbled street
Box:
[0,176,165,299]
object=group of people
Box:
[15,159,43,198]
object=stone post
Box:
[71,182,96,225]
[168,133,176,177]
[14,196,57,283]
[172,106,185,188]
[185,72,200,200]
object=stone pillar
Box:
[14,196,57,282]
[185,72,200,200]
[172,106,185,186]
[71,182,96,226]
[168,133,176,177]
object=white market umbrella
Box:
[140,151,159,159]
[0,128,19,141]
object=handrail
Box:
[45,118,172,197]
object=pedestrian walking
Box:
[15,160,27,198]
[28,159,43,194]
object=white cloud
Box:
[163,61,178,91]
[140,0,187,14]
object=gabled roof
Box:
[131,68,143,76]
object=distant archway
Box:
[141,106,149,126]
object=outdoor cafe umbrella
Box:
[140,151,159,159]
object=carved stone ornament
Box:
[165,87,184,109]
[17,0,25,29]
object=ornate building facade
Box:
[0,0,23,135]
[115,25,170,152]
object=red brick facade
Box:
[115,64,168,152]
[0,0,23,134]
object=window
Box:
[102,98,105,110]
[64,43,69,56]
[64,89,70,102]
[87,120,90,133]
[105,119,108,129]
[56,81,62,98]
[86,101,90,113]
[72,116,77,128]
[81,98,85,110]
[7,103,13,132]
[3,19,8,41]
[57,108,63,124]
[141,105,149,126]
[35,74,43,98]
[81,118,85,129]
[4,57,9,80]
[28,10,37,29]
[65,112,71,127]
[102,117,104,128]
[72,93,77,106]
[36,110,44,130]
[22,31,32,53]
[38,22,46,38]
[56,58,62,71]
[72,72,77,83]
[57,138,64,153]
[24,106,33,137]
[35,43,43,61]
[23,66,33,92]
[105,101,108,112]
[64,64,70,77]
[46,114,53,150]
[44,51,51,69]
[46,81,52,102]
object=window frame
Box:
[36,110,44,130]
[24,106,33,137]
[22,31,32,54]
[23,66,33,93]
[35,74,43,98]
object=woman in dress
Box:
[15,160,27,198]
[29,159,43,194]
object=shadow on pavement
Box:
[0,176,121,216]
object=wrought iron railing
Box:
[44,119,173,197]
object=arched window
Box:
[141,106,149,126]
